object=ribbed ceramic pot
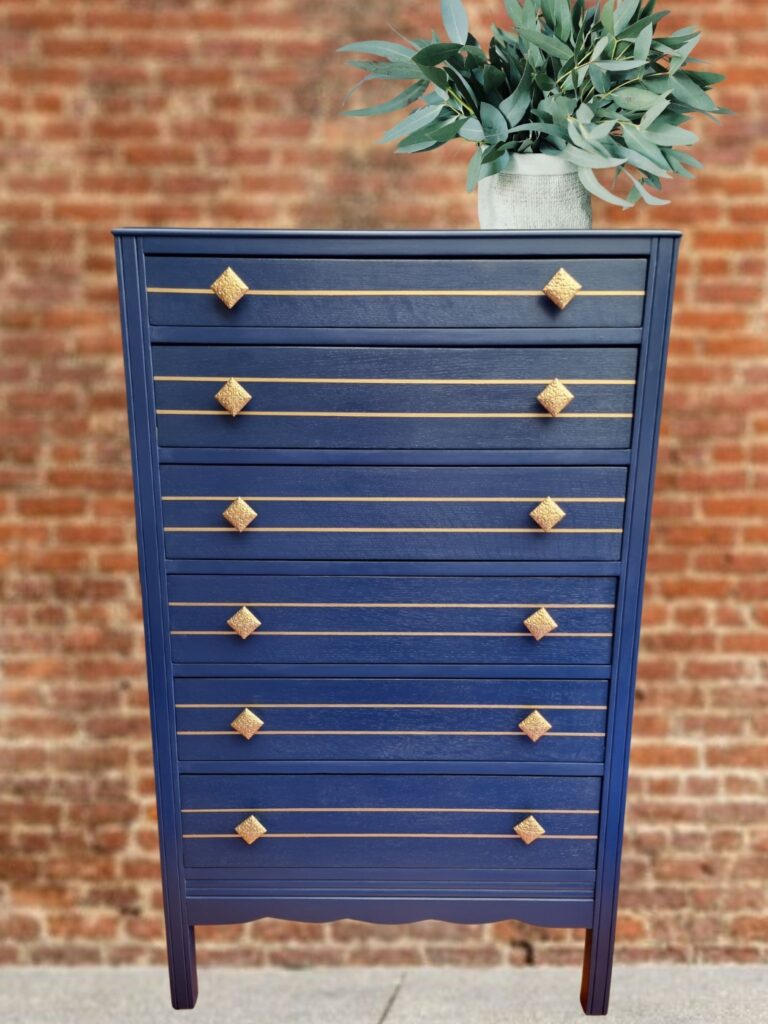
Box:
[477,153,593,230]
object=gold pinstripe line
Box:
[147,286,644,298]
[170,630,613,638]
[161,496,627,503]
[176,729,606,737]
[153,375,636,385]
[181,807,599,814]
[163,526,622,534]
[168,602,614,609]
[155,410,632,419]
[174,703,607,710]
[182,833,598,840]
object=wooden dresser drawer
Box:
[168,574,616,666]
[161,465,626,562]
[153,345,637,450]
[180,772,601,870]
[174,675,608,764]
[146,256,647,328]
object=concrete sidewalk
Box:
[1,965,766,1023]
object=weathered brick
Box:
[0,0,764,971]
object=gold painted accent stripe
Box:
[147,285,643,298]
[177,729,605,737]
[175,703,606,710]
[163,526,622,534]
[182,807,598,814]
[161,496,626,503]
[168,602,614,609]
[170,630,612,638]
[156,409,632,419]
[182,832,598,840]
[153,375,636,386]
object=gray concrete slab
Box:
[0,965,766,1024]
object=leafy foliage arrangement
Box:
[341,0,728,208]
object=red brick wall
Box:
[1,0,766,968]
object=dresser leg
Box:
[167,923,198,1010]
[580,927,613,1016]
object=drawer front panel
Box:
[152,346,637,450]
[180,773,601,870]
[161,465,627,562]
[175,676,608,763]
[168,575,616,666]
[146,257,646,328]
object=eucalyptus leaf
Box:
[466,145,484,191]
[418,65,449,90]
[669,35,701,74]
[341,0,728,207]
[621,123,669,167]
[348,60,424,80]
[673,150,704,169]
[483,64,507,92]
[612,86,661,110]
[688,71,726,86]
[622,169,670,204]
[594,58,647,70]
[645,124,699,145]
[583,120,617,141]
[398,116,468,149]
[499,66,532,128]
[381,103,444,141]
[670,72,718,112]
[338,40,417,61]
[516,24,574,60]
[441,0,470,45]
[563,143,625,169]
[344,81,427,117]
[478,148,511,178]
[396,138,445,153]
[459,117,485,141]
[578,166,633,208]
[480,102,510,144]
[589,64,610,94]
[413,42,463,66]
[614,0,642,35]
[664,151,695,178]
[600,1,615,36]
[633,24,653,61]
[639,94,670,128]
[508,120,568,139]
[608,140,672,177]
[444,63,479,108]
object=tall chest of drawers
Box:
[114,229,680,1014]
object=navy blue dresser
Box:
[114,229,680,1014]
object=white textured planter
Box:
[477,153,593,230]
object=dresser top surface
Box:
[114,227,681,238]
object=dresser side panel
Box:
[115,235,197,1004]
[584,234,680,1009]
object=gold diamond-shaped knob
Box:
[235,815,268,845]
[543,267,583,309]
[523,607,558,641]
[530,497,566,532]
[518,709,552,742]
[537,379,574,417]
[227,606,262,639]
[514,815,546,845]
[230,708,265,740]
[215,378,252,417]
[211,266,250,309]
[222,498,258,532]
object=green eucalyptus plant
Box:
[341,0,728,208]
